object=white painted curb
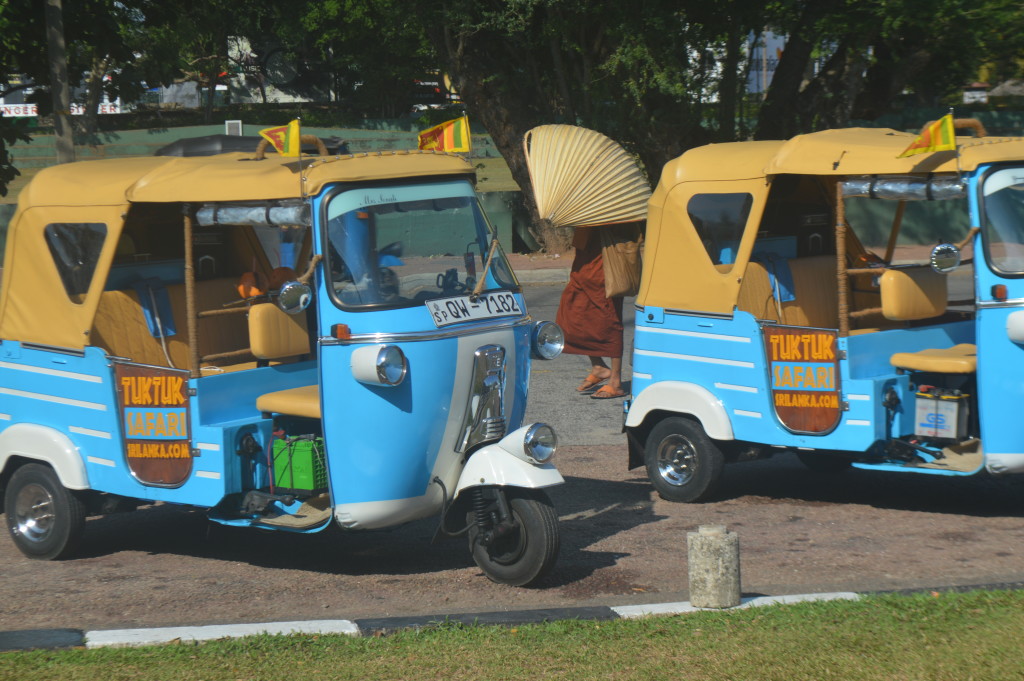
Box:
[85,619,360,649]
[611,591,861,619]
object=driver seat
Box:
[882,267,977,374]
[249,303,321,419]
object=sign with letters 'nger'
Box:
[763,326,842,434]
[115,363,192,486]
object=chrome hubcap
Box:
[13,482,56,544]
[656,435,698,487]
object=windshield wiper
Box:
[469,238,500,302]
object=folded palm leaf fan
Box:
[522,125,651,228]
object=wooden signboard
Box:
[763,325,842,434]
[114,363,193,486]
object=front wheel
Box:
[4,463,86,560]
[644,417,724,502]
[468,488,559,587]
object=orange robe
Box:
[555,231,624,357]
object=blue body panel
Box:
[0,342,241,505]
[971,165,1024,460]
[632,309,976,455]
[316,298,531,506]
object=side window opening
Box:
[686,193,753,271]
[44,223,107,303]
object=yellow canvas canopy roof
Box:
[659,128,1024,184]
[765,127,1024,176]
[17,150,475,208]
[0,149,475,349]
[639,127,1024,315]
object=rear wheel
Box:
[644,417,724,502]
[4,463,86,560]
[469,488,559,587]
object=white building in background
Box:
[747,31,787,95]
[1,76,123,117]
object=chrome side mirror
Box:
[277,280,312,314]
[930,242,961,274]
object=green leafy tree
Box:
[755,0,1024,139]
[411,0,765,247]
[0,0,42,194]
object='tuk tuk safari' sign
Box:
[763,325,842,434]
[114,363,193,486]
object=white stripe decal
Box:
[634,349,755,368]
[632,372,652,380]
[196,442,221,452]
[637,327,751,343]
[195,470,221,480]
[734,409,762,418]
[0,387,106,411]
[69,426,111,439]
[0,413,10,421]
[715,382,758,393]
[847,394,870,401]
[845,419,871,426]
[87,456,116,467]
[0,360,103,383]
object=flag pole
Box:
[949,107,964,180]
[296,117,306,198]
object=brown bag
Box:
[599,223,643,298]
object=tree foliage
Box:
[4,0,1024,235]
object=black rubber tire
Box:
[644,417,725,503]
[796,452,853,473]
[469,488,560,587]
[4,463,86,560]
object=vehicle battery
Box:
[272,436,328,496]
[914,388,969,440]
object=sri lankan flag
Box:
[259,119,301,157]
[418,116,471,153]
[897,114,956,158]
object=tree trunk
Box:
[82,54,109,137]
[717,27,742,141]
[754,1,838,140]
[44,0,75,163]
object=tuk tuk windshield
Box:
[982,166,1024,276]
[324,180,517,309]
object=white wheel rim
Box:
[13,482,57,544]
[656,435,698,487]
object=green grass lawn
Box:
[5,590,1024,680]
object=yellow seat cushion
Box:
[880,267,947,321]
[889,343,977,374]
[256,385,321,419]
[249,302,309,360]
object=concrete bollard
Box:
[687,524,741,608]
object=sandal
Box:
[576,374,608,392]
[591,385,627,400]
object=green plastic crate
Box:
[272,436,327,495]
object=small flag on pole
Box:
[259,119,301,157]
[418,116,471,153]
[897,114,956,158]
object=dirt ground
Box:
[3,442,1024,632]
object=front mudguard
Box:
[439,426,564,538]
[454,446,564,496]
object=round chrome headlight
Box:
[351,344,407,387]
[523,423,557,464]
[531,321,564,360]
[375,345,407,386]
